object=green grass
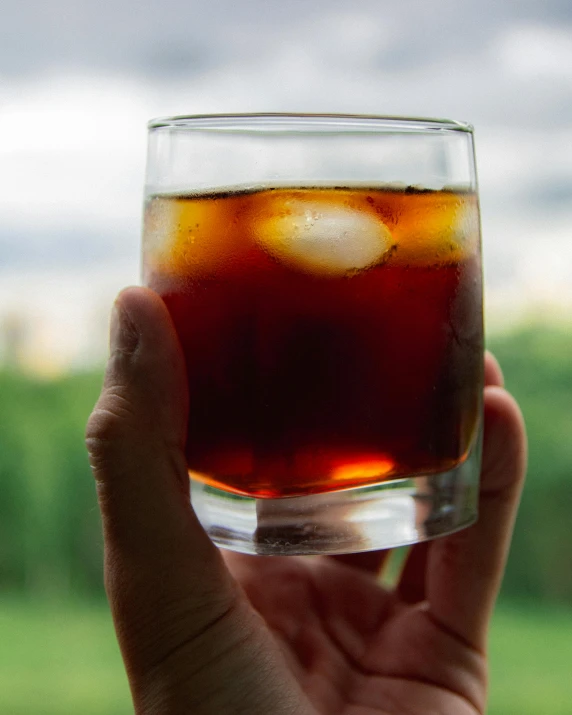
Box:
[488,602,572,715]
[0,600,130,715]
[1,599,571,714]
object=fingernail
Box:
[110,300,140,355]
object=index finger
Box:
[424,385,527,651]
[397,349,507,601]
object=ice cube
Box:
[143,195,244,276]
[391,192,480,265]
[253,199,393,276]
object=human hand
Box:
[86,286,526,715]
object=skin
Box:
[86,286,527,715]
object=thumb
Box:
[86,286,227,579]
[86,288,272,713]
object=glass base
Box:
[191,443,481,556]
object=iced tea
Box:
[143,185,482,498]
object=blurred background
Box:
[1,1,571,713]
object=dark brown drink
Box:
[143,186,482,498]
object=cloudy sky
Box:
[1,0,572,370]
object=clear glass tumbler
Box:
[142,114,483,555]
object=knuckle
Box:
[85,389,140,469]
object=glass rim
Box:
[147,113,474,134]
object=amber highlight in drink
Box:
[143,185,482,498]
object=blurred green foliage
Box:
[488,323,572,602]
[0,322,571,603]
[0,371,104,599]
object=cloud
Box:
[1,0,570,77]
[0,75,147,234]
[1,0,572,368]
[498,23,572,78]
[1,18,571,264]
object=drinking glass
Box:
[142,114,483,555]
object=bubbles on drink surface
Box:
[143,185,480,280]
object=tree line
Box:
[1,322,571,603]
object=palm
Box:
[224,549,486,714]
